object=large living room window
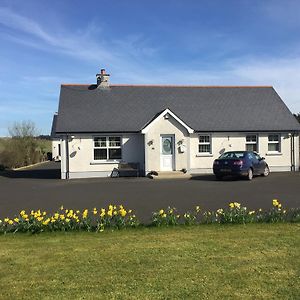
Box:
[246,134,258,152]
[268,134,280,152]
[94,136,122,160]
[198,135,211,153]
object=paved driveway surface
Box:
[0,162,299,222]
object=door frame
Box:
[160,134,175,171]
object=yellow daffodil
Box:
[272,199,279,207]
[107,210,113,217]
[60,205,64,210]
[60,214,65,220]
[4,218,9,223]
[37,216,44,222]
[20,210,25,216]
[8,220,13,225]
[42,218,50,225]
[162,213,167,218]
[65,218,70,223]
[22,214,28,219]
[82,209,88,219]
[119,209,127,217]
[234,202,241,209]
[159,209,164,215]
[14,218,19,223]
[113,211,118,216]
[108,205,113,211]
[229,202,235,208]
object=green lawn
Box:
[0,224,299,299]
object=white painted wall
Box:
[59,131,299,179]
[145,115,189,173]
[62,134,144,179]
[189,132,299,173]
[52,139,61,161]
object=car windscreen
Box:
[219,152,245,159]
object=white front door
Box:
[160,135,175,171]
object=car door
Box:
[248,152,260,175]
[254,153,266,173]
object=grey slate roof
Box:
[55,85,300,133]
[50,114,59,138]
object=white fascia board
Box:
[141,108,194,134]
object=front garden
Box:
[0,223,299,299]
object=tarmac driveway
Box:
[0,162,299,222]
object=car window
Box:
[220,152,245,159]
[247,153,254,160]
[254,153,261,160]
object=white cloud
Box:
[0,6,299,115]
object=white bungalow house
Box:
[52,69,300,179]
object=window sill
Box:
[90,160,121,165]
[266,152,282,156]
[196,153,214,157]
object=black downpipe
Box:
[66,134,70,179]
[290,133,295,172]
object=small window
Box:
[93,136,122,160]
[198,135,211,153]
[268,134,280,152]
[246,135,258,152]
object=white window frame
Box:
[198,134,212,154]
[268,134,281,153]
[93,136,122,161]
[245,134,258,152]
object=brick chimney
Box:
[96,69,110,88]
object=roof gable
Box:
[141,108,194,134]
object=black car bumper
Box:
[213,168,249,177]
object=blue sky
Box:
[0,0,300,136]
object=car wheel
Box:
[262,166,270,177]
[215,175,223,180]
[247,168,253,181]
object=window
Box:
[198,135,211,153]
[246,135,258,152]
[268,134,280,152]
[93,136,122,160]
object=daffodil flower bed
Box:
[0,200,299,234]
[0,204,139,234]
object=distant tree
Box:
[8,120,38,137]
[294,113,300,123]
[0,121,48,169]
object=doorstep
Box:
[150,171,192,180]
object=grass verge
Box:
[0,224,299,299]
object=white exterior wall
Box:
[61,134,144,179]
[52,139,61,161]
[190,132,299,173]
[145,116,189,173]
[59,131,299,179]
